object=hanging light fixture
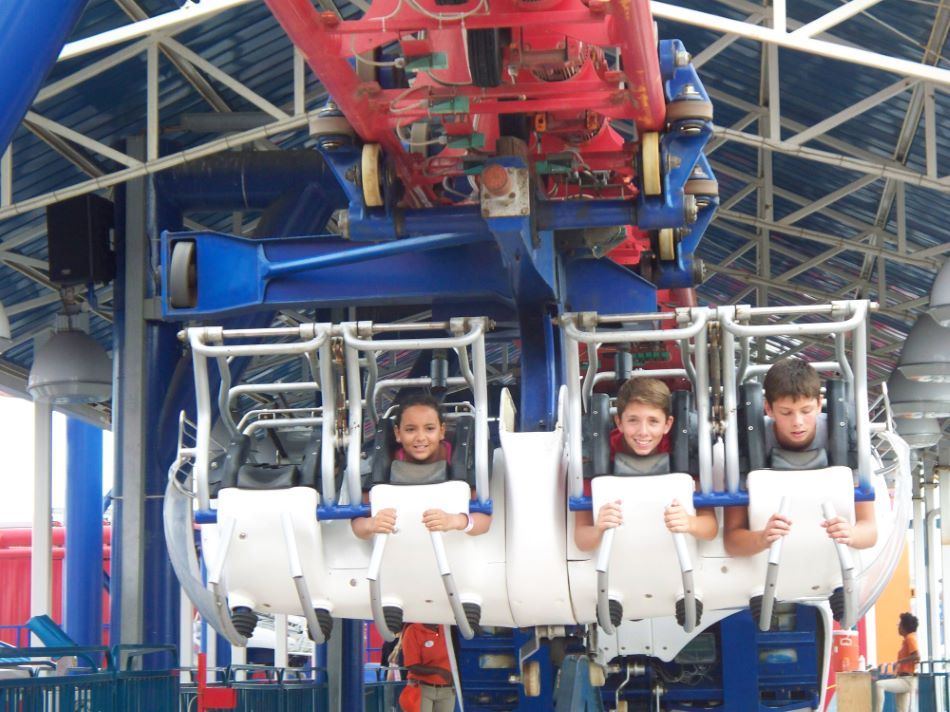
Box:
[930,259,950,327]
[895,418,942,449]
[886,370,950,419]
[0,300,10,353]
[27,294,111,404]
[897,313,950,382]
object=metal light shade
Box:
[0,300,10,353]
[887,369,950,419]
[897,313,950,382]
[28,330,112,404]
[895,417,942,449]
[930,259,950,327]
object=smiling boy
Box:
[574,378,718,551]
[723,358,877,555]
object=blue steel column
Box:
[340,620,364,710]
[64,418,103,647]
[0,1,89,152]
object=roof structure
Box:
[0,0,947,443]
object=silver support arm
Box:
[429,531,475,640]
[822,501,857,629]
[595,528,617,634]
[672,531,696,633]
[280,512,325,645]
[367,533,396,642]
[759,497,789,632]
[206,517,250,646]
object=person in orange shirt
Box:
[875,612,920,712]
[400,623,457,712]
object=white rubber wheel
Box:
[409,122,429,156]
[523,660,541,698]
[640,131,661,196]
[589,662,606,688]
[658,228,676,261]
[168,240,197,309]
[361,143,384,207]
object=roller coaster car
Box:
[165,301,909,710]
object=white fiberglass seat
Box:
[214,485,333,641]
[591,473,700,627]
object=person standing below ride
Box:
[351,393,491,539]
[723,358,877,555]
[875,612,920,712]
[401,623,457,712]
[574,377,718,551]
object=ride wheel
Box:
[361,143,384,207]
[640,131,661,196]
[658,228,676,261]
[168,240,197,309]
[522,660,541,697]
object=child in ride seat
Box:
[574,377,718,551]
[351,392,491,539]
[723,358,877,555]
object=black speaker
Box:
[46,194,115,286]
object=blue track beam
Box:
[0,1,89,153]
[64,418,104,648]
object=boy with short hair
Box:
[574,377,718,551]
[723,358,877,556]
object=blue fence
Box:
[1,647,412,711]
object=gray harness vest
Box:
[612,452,671,476]
[389,459,449,485]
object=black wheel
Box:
[467,28,504,88]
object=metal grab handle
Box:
[672,530,696,633]
[821,501,857,628]
[280,513,325,645]
[759,497,790,631]
[595,528,617,634]
[206,517,251,646]
[429,531,476,640]
[367,532,396,642]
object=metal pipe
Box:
[564,319,586,499]
[852,303,872,489]
[693,318,713,494]
[344,325,365,507]
[720,309,740,494]
[592,369,689,386]
[582,342,600,413]
[318,339,338,504]
[561,308,709,345]
[187,324,330,358]
[365,351,379,428]
[835,332,855,403]
[244,417,323,437]
[718,301,867,338]
[470,322,491,504]
[342,318,485,352]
